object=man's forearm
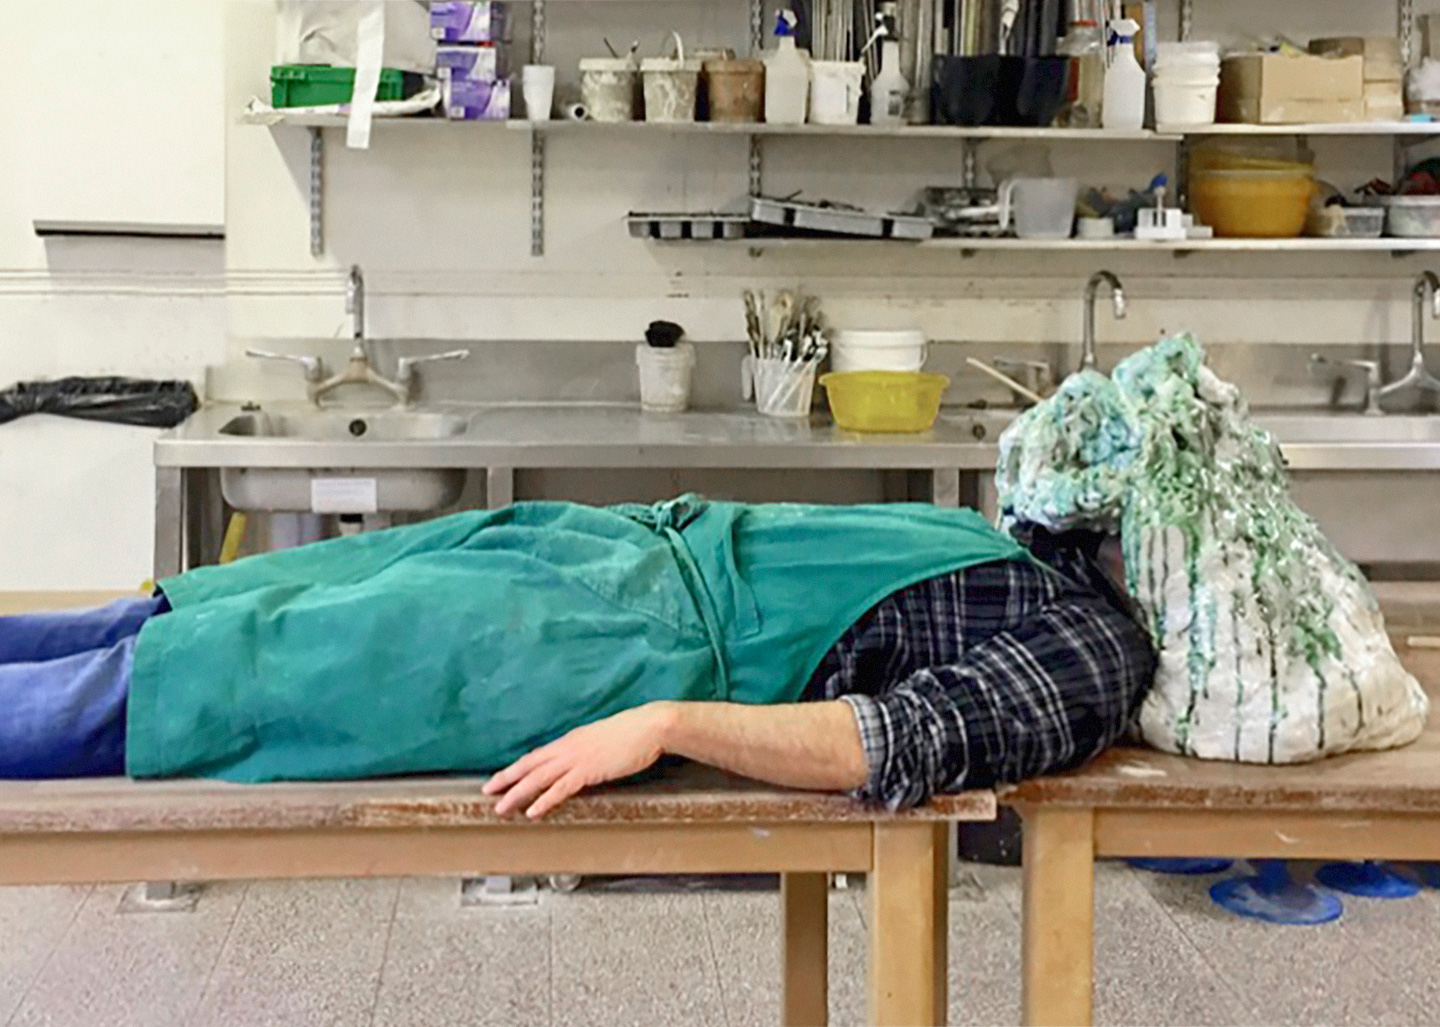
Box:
[658,700,870,792]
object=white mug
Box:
[809,61,864,125]
[522,64,556,122]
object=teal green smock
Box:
[128,497,1026,782]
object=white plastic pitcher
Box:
[997,177,1078,240]
[809,61,864,125]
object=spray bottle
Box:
[1101,17,1146,131]
[868,2,909,125]
[764,9,810,125]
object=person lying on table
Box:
[0,496,1153,818]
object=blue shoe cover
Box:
[1209,860,1343,925]
[1126,858,1234,875]
[1314,860,1420,899]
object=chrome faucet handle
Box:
[245,349,324,381]
[1311,354,1384,416]
[992,358,1055,395]
[396,349,471,382]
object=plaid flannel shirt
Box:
[803,529,1155,810]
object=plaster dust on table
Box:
[996,333,1429,764]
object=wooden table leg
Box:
[1020,806,1095,1027]
[869,822,944,1027]
[782,872,829,1027]
[932,822,950,1022]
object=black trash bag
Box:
[0,377,199,429]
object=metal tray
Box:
[627,213,748,241]
[748,196,933,240]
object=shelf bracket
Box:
[962,139,979,190]
[749,0,764,53]
[1401,0,1416,68]
[749,135,763,197]
[308,127,324,256]
[530,0,547,257]
[1179,0,1193,42]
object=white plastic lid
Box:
[834,329,927,349]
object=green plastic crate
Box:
[270,65,417,108]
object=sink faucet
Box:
[1082,271,1126,373]
[1310,353,1384,416]
[1376,270,1440,410]
[247,265,470,407]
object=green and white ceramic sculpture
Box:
[997,333,1429,763]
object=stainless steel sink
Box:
[1256,413,1440,445]
[217,409,471,514]
[219,410,470,442]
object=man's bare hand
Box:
[483,703,677,819]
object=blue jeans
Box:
[0,595,166,778]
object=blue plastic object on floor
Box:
[1126,858,1234,875]
[1414,863,1440,888]
[1314,860,1420,898]
[1209,860,1344,925]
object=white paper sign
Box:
[311,477,379,514]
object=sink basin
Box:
[220,410,469,442]
[217,408,470,514]
[1256,414,1440,445]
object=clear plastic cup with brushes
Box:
[741,289,829,418]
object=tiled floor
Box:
[1,862,1437,1027]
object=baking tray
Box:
[749,196,934,240]
[627,213,749,240]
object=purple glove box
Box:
[430,2,507,43]
[444,77,511,120]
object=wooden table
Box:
[1007,646,1440,1027]
[0,765,993,1026]
[0,593,998,1026]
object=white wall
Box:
[226,0,1440,357]
[3,0,1438,588]
[0,0,225,589]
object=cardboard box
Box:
[1365,80,1405,122]
[1308,37,1404,82]
[1219,54,1365,124]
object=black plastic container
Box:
[933,55,1070,128]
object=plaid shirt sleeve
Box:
[813,546,1155,811]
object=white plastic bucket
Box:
[580,57,638,122]
[636,342,695,412]
[832,330,927,373]
[809,60,864,125]
[751,358,818,418]
[642,33,701,122]
[1154,78,1219,126]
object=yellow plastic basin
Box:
[1190,169,1315,238]
[820,371,950,433]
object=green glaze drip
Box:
[996,332,1429,763]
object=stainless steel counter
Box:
[152,403,1440,579]
[156,404,1010,471]
[157,403,1440,473]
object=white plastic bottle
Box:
[764,9,810,124]
[1102,18,1147,131]
[869,37,908,124]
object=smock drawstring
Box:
[622,497,731,701]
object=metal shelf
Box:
[1164,122,1440,137]
[647,236,1440,253]
[252,113,1172,141]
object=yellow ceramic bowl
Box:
[1190,169,1315,238]
[820,371,950,433]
